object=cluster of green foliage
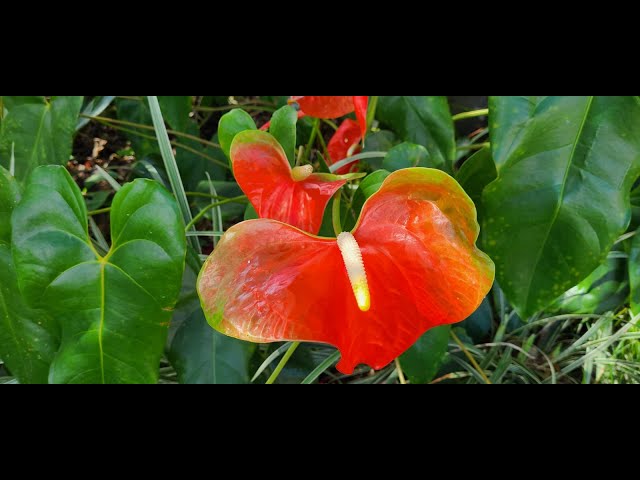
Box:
[1,95,639,384]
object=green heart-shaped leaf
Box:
[0,166,58,383]
[629,229,640,317]
[12,166,186,383]
[483,96,640,318]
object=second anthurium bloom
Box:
[327,118,363,174]
[290,96,369,138]
[231,130,363,235]
[198,168,495,374]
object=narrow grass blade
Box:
[251,342,293,382]
[94,165,122,191]
[76,96,116,130]
[147,95,200,253]
[89,217,110,254]
[301,350,341,384]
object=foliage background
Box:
[1,95,639,384]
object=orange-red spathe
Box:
[198,168,495,374]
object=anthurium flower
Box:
[290,96,369,138]
[198,168,495,374]
[327,118,363,174]
[231,130,362,235]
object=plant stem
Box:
[322,119,339,131]
[266,342,300,384]
[452,109,489,122]
[457,142,490,151]
[184,196,248,231]
[88,207,112,216]
[90,117,230,169]
[450,330,492,384]
[366,96,379,129]
[332,192,343,236]
[316,125,330,161]
[305,118,320,163]
[81,113,221,149]
[394,358,407,384]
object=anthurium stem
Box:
[458,142,490,151]
[452,109,489,121]
[184,195,247,231]
[266,342,300,384]
[450,330,492,384]
[332,193,343,236]
[366,96,379,129]
[394,358,407,384]
[88,207,112,216]
[305,118,321,163]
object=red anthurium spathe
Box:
[290,96,369,138]
[327,119,363,174]
[198,168,495,374]
[231,130,362,235]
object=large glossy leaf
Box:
[12,166,186,383]
[630,229,640,317]
[483,96,640,318]
[400,325,450,384]
[0,167,20,243]
[0,247,58,384]
[376,96,455,171]
[0,96,83,180]
[0,167,58,383]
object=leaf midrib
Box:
[522,96,595,311]
[27,104,49,172]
